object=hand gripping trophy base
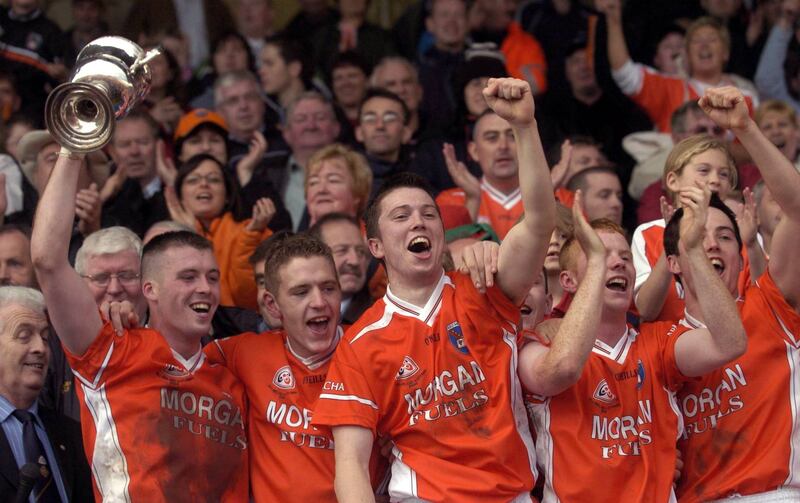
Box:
[45,81,115,154]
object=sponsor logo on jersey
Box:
[157,363,193,381]
[636,360,645,389]
[273,366,296,390]
[397,356,420,380]
[593,379,618,407]
[447,321,469,354]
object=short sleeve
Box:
[657,323,695,391]
[454,273,520,327]
[313,340,380,436]
[755,271,800,343]
[64,321,129,390]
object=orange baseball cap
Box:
[174,109,228,143]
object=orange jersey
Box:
[65,322,249,502]
[632,219,750,322]
[615,62,756,132]
[313,271,536,502]
[676,271,800,502]
[527,322,690,502]
[205,328,388,502]
[436,180,523,239]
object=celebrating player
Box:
[676,87,800,502]
[31,151,248,501]
[524,187,746,500]
[313,77,555,502]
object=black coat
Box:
[0,406,94,502]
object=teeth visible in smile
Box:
[606,278,628,290]
[408,237,431,253]
[710,258,724,272]
[191,302,210,313]
[25,363,44,369]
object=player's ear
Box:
[559,270,578,294]
[142,280,157,301]
[263,291,283,321]
[666,254,682,276]
[368,237,385,260]
[467,140,479,162]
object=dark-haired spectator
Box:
[258,37,310,119]
[650,24,686,77]
[123,0,235,71]
[142,47,186,134]
[357,88,413,196]
[63,0,107,67]
[234,0,276,63]
[310,0,395,79]
[282,0,340,45]
[565,165,624,225]
[469,0,548,94]
[0,72,21,125]
[102,111,170,237]
[0,224,35,287]
[755,0,800,112]
[187,32,256,110]
[0,0,66,120]
[331,51,370,125]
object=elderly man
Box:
[0,286,93,502]
[371,57,429,142]
[309,213,373,324]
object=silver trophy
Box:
[45,36,161,153]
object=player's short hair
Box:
[371,56,419,88]
[262,233,335,294]
[686,16,731,55]
[75,226,143,275]
[755,99,798,128]
[566,166,620,192]
[308,212,361,241]
[663,193,742,258]
[0,223,31,241]
[559,219,627,272]
[364,172,438,240]
[0,286,45,331]
[663,135,738,200]
[264,36,310,82]
[471,109,502,140]
[358,88,410,126]
[670,101,704,134]
[249,230,292,267]
[141,231,213,280]
[305,143,373,217]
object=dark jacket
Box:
[0,406,94,502]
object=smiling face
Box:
[215,78,265,139]
[179,160,227,223]
[667,206,741,297]
[427,0,467,51]
[266,255,341,359]
[356,96,410,160]
[686,25,728,79]
[306,158,360,223]
[758,110,799,162]
[144,246,220,341]
[319,219,370,297]
[369,187,445,283]
[666,148,734,200]
[0,303,50,408]
[284,98,341,152]
[372,60,423,114]
[469,112,518,185]
[332,64,368,109]
[561,230,635,315]
[654,32,685,75]
[82,250,143,307]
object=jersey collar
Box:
[481,178,521,210]
[384,272,449,326]
[286,326,342,371]
[592,326,637,363]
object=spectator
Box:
[565,166,624,225]
[356,88,413,196]
[754,0,800,112]
[0,286,93,503]
[304,143,372,227]
[330,51,371,125]
[102,111,169,237]
[543,202,574,319]
[258,37,310,118]
[600,0,758,132]
[469,0,548,93]
[234,0,276,63]
[142,47,185,134]
[169,153,274,309]
[187,31,256,110]
[63,0,107,67]
[123,0,235,71]
[755,99,800,168]
[371,56,432,142]
[0,0,66,120]
[282,0,340,44]
[650,24,686,77]
[309,213,374,324]
[0,72,22,125]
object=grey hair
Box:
[370,56,420,87]
[213,70,261,108]
[283,91,335,126]
[75,226,143,275]
[0,286,46,317]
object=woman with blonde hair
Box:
[304,143,373,226]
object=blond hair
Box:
[755,99,798,128]
[662,134,737,200]
[305,143,373,216]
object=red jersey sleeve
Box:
[63,321,131,390]
[453,273,521,327]
[657,322,694,391]
[755,270,800,343]
[313,338,380,436]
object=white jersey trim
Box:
[81,383,131,502]
[317,393,379,410]
[72,341,115,390]
[783,341,800,488]
[383,272,449,326]
[481,179,522,210]
[388,453,419,500]
[530,399,559,503]
[502,327,538,482]
[592,327,636,363]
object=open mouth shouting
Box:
[605,276,628,292]
[190,302,211,315]
[408,236,432,256]
[710,257,725,275]
[307,315,331,334]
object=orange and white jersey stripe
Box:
[676,271,800,502]
[436,179,523,239]
[64,322,249,503]
[313,271,536,502]
[528,322,690,503]
[205,328,388,502]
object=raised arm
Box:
[484,78,555,305]
[31,149,103,356]
[700,86,800,307]
[672,186,747,377]
[754,1,800,110]
[518,191,607,396]
[596,0,631,72]
[332,425,376,503]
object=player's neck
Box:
[595,309,628,346]
[387,269,444,308]
[150,315,204,359]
